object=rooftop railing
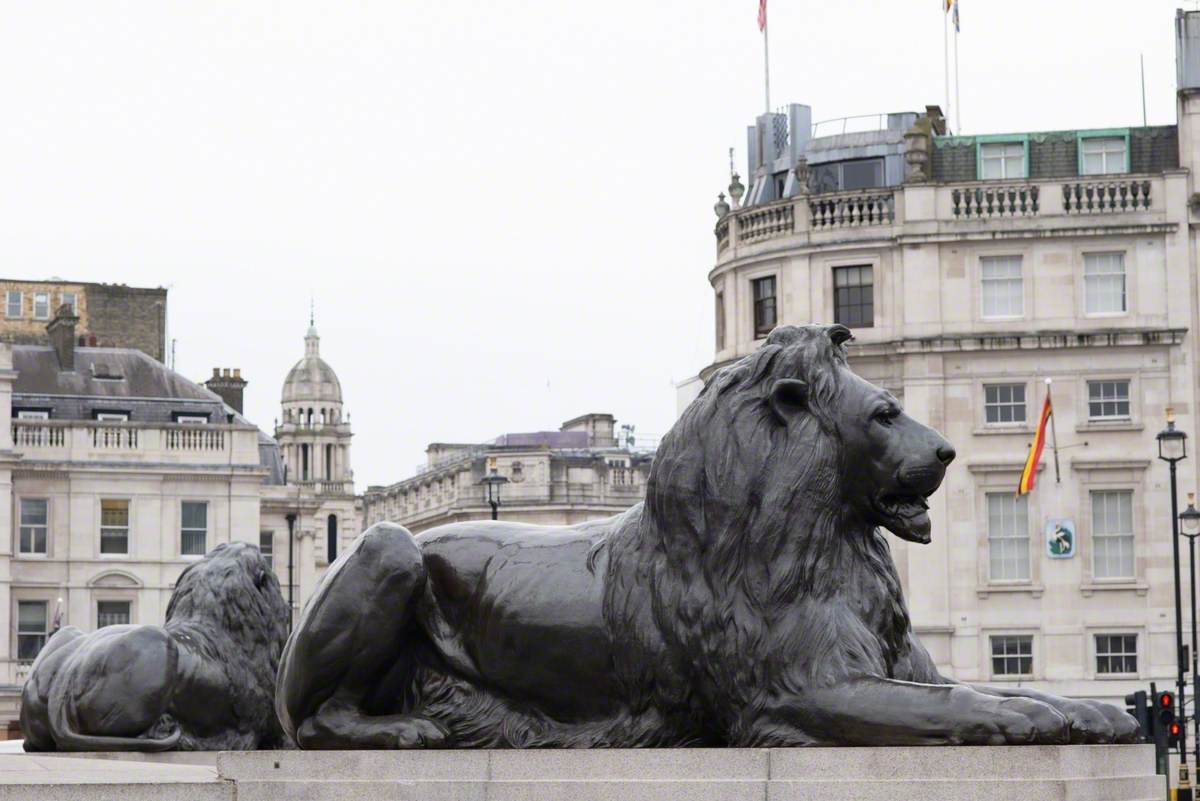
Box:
[11,420,262,467]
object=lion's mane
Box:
[605,324,911,745]
[164,542,290,749]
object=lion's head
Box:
[646,324,955,556]
[165,541,290,748]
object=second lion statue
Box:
[277,323,1138,748]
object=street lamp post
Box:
[1158,408,1189,770]
[481,463,509,522]
[1181,494,1200,768]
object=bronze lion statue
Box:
[277,323,1137,748]
[21,542,289,751]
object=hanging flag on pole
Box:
[952,0,960,32]
[1017,381,1060,495]
[758,0,767,32]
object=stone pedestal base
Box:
[0,745,1161,801]
[215,745,1158,801]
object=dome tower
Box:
[277,321,353,486]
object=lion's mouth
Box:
[875,493,932,544]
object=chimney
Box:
[204,367,248,414]
[46,303,79,371]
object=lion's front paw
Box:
[1088,702,1141,744]
[996,697,1070,745]
[1058,699,1116,744]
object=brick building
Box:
[0,279,167,363]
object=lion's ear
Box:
[768,378,808,422]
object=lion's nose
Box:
[936,443,956,465]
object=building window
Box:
[5,291,21,319]
[94,412,130,422]
[1083,252,1126,314]
[1092,490,1134,579]
[980,256,1023,318]
[16,410,49,420]
[979,141,1026,179]
[1095,633,1137,675]
[325,444,333,481]
[259,531,274,558]
[327,515,338,562]
[32,292,50,320]
[60,292,77,315]
[809,158,885,193]
[19,498,48,555]
[715,292,725,350]
[97,601,130,629]
[1087,380,1131,420]
[301,444,310,481]
[17,601,48,662]
[100,499,129,555]
[990,635,1033,677]
[1081,137,1127,176]
[833,266,874,328]
[987,493,1029,581]
[180,501,208,556]
[984,384,1026,425]
[173,414,208,424]
[752,276,777,338]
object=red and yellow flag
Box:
[1017,394,1052,495]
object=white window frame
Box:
[1083,252,1127,316]
[1086,379,1132,422]
[979,141,1026,180]
[5,291,21,319]
[259,531,274,558]
[983,383,1027,426]
[1093,632,1138,677]
[18,498,48,557]
[96,600,131,629]
[1091,489,1135,581]
[99,498,130,557]
[988,633,1035,680]
[60,291,77,315]
[180,500,208,558]
[16,410,48,420]
[986,492,1031,582]
[175,415,208,425]
[980,255,1024,319]
[95,412,130,422]
[32,292,50,320]
[16,600,49,663]
[1080,136,1128,176]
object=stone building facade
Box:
[363,413,652,534]
[0,311,358,734]
[0,279,167,363]
[690,10,1200,706]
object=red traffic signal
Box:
[1160,691,1174,707]
[1171,722,1183,736]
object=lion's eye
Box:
[874,407,899,425]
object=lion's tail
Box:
[47,708,182,752]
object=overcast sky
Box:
[0,1,1186,488]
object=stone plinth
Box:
[0,746,1162,801]
[215,745,1160,801]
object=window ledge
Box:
[1090,673,1140,680]
[972,426,1034,437]
[1076,421,1142,433]
[16,553,48,559]
[978,583,1044,599]
[988,675,1036,682]
[1082,581,1148,597]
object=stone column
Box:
[297,527,317,609]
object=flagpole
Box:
[1046,378,1061,484]
[953,6,961,133]
[763,11,771,113]
[943,1,950,128]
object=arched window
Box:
[307,408,314,426]
[327,514,338,562]
[320,408,327,426]
[325,444,333,480]
[301,444,310,481]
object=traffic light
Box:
[1157,690,1179,748]
[1124,690,1150,742]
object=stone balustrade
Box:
[11,420,261,466]
[1062,179,1152,213]
[809,190,895,229]
[951,184,1040,218]
[737,203,794,243]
